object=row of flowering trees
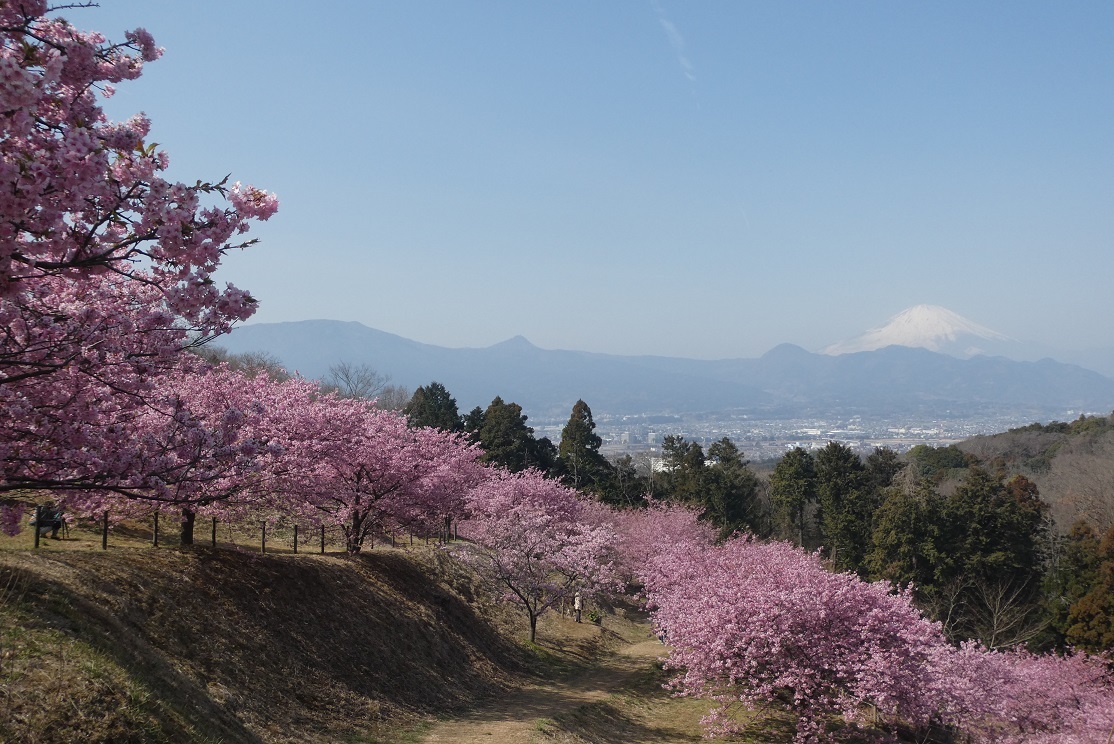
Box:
[4,361,493,554]
[0,2,490,555]
[618,506,1114,743]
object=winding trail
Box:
[420,634,693,744]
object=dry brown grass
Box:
[1,525,531,744]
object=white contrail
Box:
[652,0,696,82]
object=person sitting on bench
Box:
[31,503,64,539]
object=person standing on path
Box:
[573,591,582,623]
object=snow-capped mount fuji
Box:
[822,305,1018,359]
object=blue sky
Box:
[82,1,1112,359]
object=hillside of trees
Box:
[959,414,1114,531]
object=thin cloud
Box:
[652,0,696,82]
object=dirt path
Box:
[420,634,690,744]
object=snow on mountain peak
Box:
[822,305,1012,356]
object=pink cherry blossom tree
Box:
[29,363,290,545]
[279,398,485,554]
[1,3,276,498]
[0,2,276,322]
[62,365,312,542]
[608,500,715,587]
[458,469,617,643]
[2,276,206,495]
[642,534,1114,743]
[931,641,1114,743]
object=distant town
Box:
[532,409,1094,464]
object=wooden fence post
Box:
[102,511,108,550]
[293,524,298,554]
[33,505,41,549]
[320,524,325,554]
[211,517,217,547]
[153,511,159,547]
[261,522,266,554]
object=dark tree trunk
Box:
[347,513,363,553]
[181,508,196,545]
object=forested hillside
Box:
[959,413,1114,531]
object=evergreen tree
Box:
[462,406,486,442]
[865,447,904,490]
[867,478,945,589]
[658,435,708,505]
[1065,525,1114,651]
[605,453,649,508]
[769,447,817,548]
[929,469,1051,646]
[557,399,612,494]
[404,381,462,432]
[815,442,873,573]
[704,438,764,538]
[939,469,1048,589]
[475,397,556,473]
[1045,521,1102,647]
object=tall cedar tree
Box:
[1046,522,1103,648]
[475,397,556,473]
[874,467,1052,646]
[815,441,875,574]
[557,399,612,495]
[769,447,817,548]
[405,382,463,432]
[868,477,946,589]
[658,436,708,505]
[607,453,649,508]
[704,438,764,538]
[1065,525,1114,650]
[658,435,763,536]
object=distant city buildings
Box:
[556,410,1049,463]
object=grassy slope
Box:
[0,538,529,744]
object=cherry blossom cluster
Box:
[0,4,275,332]
[638,534,1114,743]
[32,362,485,554]
[458,469,618,641]
[1,274,206,494]
[275,392,486,552]
[1,4,277,501]
[607,500,715,586]
[1,502,23,536]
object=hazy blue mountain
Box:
[215,320,1114,419]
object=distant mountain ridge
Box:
[216,319,1114,419]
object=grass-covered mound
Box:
[0,543,527,743]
